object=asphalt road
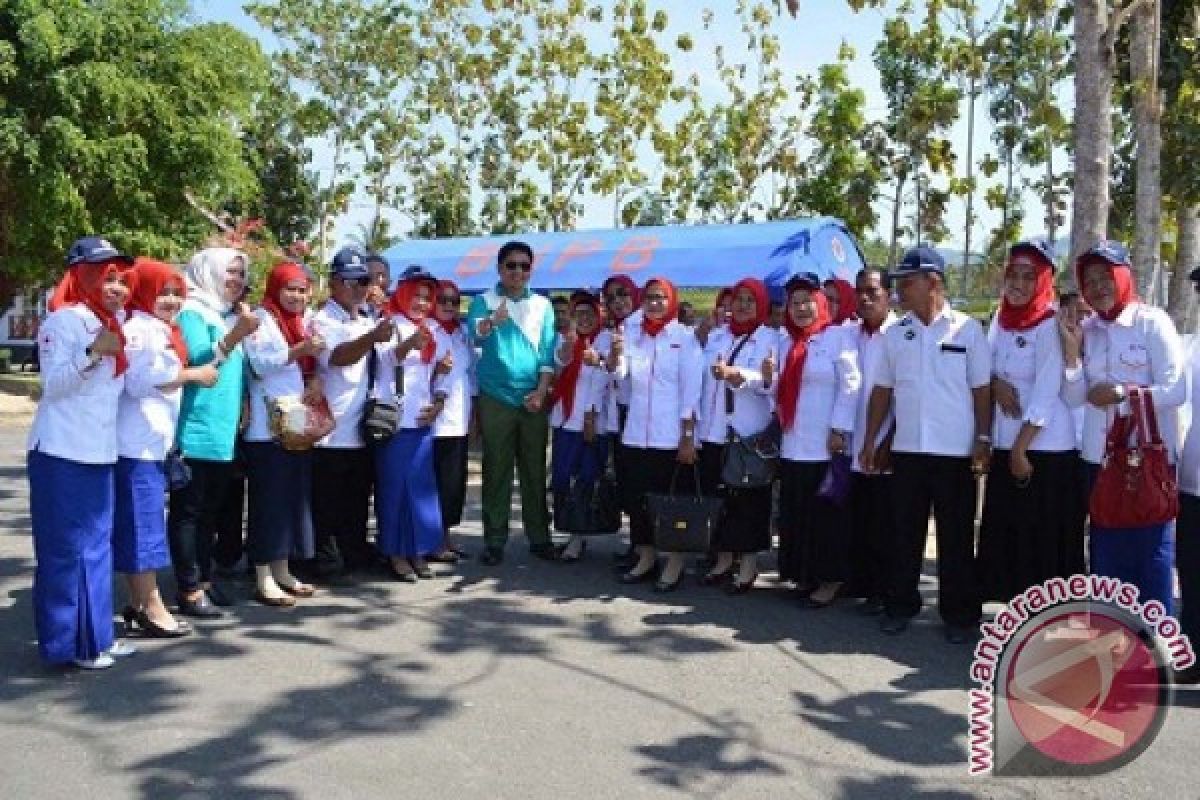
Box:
[0,417,1194,799]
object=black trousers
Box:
[848,471,893,601]
[212,452,246,569]
[168,458,236,593]
[1177,493,1200,646]
[886,453,981,626]
[434,436,469,529]
[311,446,374,569]
[622,446,692,547]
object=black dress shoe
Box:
[880,615,910,635]
[480,547,504,566]
[177,593,223,619]
[123,607,192,638]
[205,585,234,607]
[413,564,435,580]
[620,566,657,584]
[529,543,562,561]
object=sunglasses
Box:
[338,276,371,287]
[437,296,459,305]
[644,293,668,302]
[503,261,532,272]
[605,288,630,300]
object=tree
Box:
[1161,0,1200,326]
[0,0,267,282]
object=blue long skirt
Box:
[113,457,170,573]
[27,450,115,664]
[1086,463,1176,614]
[374,427,442,558]
[244,441,314,565]
[551,427,609,493]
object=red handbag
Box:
[1088,386,1179,528]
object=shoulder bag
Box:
[360,346,401,446]
[1089,386,1178,528]
[719,335,780,489]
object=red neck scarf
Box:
[434,280,461,335]
[602,275,641,326]
[777,287,831,432]
[998,250,1057,332]
[1075,258,1137,323]
[550,292,603,421]
[130,257,189,366]
[49,260,134,376]
[728,278,769,337]
[389,277,438,363]
[640,277,679,338]
[825,279,857,325]
[261,261,314,376]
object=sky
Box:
[193,0,1060,255]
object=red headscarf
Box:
[728,278,769,337]
[389,276,439,363]
[434,280,461,335]
[549,291,603,422]
[261,261,314,376]
[640,277,679,338]
[602,275,641,324]
[824,279,857,325]
[997,246,1057,332]
[130,257,189,366]
[777,283,832,432]
[1075,257,1137,323]
[49,260,135,376]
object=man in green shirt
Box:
[466,241,560,565]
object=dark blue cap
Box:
[398,264,436,284]
[784,271,822,292]
[1010,238,1057,268]
[331,246,370,280]
[66,236,133,267]
[891,246,945,280]
[1077,240,1131,267]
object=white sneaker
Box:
[73,653,115,670]
[107,641,138,658]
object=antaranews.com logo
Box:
[968,574,1195,776]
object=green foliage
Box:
[0,0,267,282]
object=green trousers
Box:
[478,393,550,548]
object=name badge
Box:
[940,343,966,354]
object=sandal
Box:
[280,582,315,598]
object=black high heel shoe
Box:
[700,570,731,587]
[654,573,684,593]
[123,606,193,638]
[561,540,588,563]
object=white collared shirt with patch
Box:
[777,325,862,462]
[696,324,775,444]
[118,311,183,461]
[875,306,991,458]
[312,299,375,448]
[988,315,1075,452]
[1062,303,1186,465]
[616,318,705,450]
[243,309,307,443]
[373,316,449,430]
[850,313,897,473]
[432,323,476,438]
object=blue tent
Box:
[381,217,865,298]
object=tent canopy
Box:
[381,217,865,297]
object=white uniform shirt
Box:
[1062,303,1186,465]
[616,318,705,450]
[432,323,476,438]
[311,299,374,449]
[243,309,306,443]
[696,325,775,444]
[875,306,991,458]
[373,315,447,430]
[988,315,1075,452]
[550,334,607,433]
[850,313,897,473]
[118,311,183,461]
[1178,340,1200,496]
[28,305,125,465]
[593,328,628,435]
[777,325,862,462]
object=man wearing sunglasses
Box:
[306,246,395,579]
[466,240,560,565]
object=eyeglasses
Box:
[605,289,630,301]
[503,261,532,272]
[437,296,459,306]
[338,276,371,287]
[644,293,668,302]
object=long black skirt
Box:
[621,446,693,547]
[434,435,469,529]
[777,459,846,585]
[698,443,772,553]
[244,440,315,565]
[976,449,1086,604]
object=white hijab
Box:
[184,247,247,317]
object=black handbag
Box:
[717,335,779,489]
[164,448,192,491]
[553,470,621,534]
[360,346,401,446]
[647,464,724,553]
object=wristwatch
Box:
[976,434,992,444]
[1113,384,1127,402]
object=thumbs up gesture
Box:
[712,352,728,381]
[492,298,510,327]
[761,348,776,388]
[434,349,454,376]
[606,327,624,372]
[563,318,578,347]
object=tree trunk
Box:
[889,174,905,267]
[1131,0,1163,301]
[1170,204,1200,331]
[962,70,977,299]
[1070,0,1114,264]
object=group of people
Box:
[22,232,1200,673]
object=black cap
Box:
[398,264,436,284]
[784,271,822,292]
